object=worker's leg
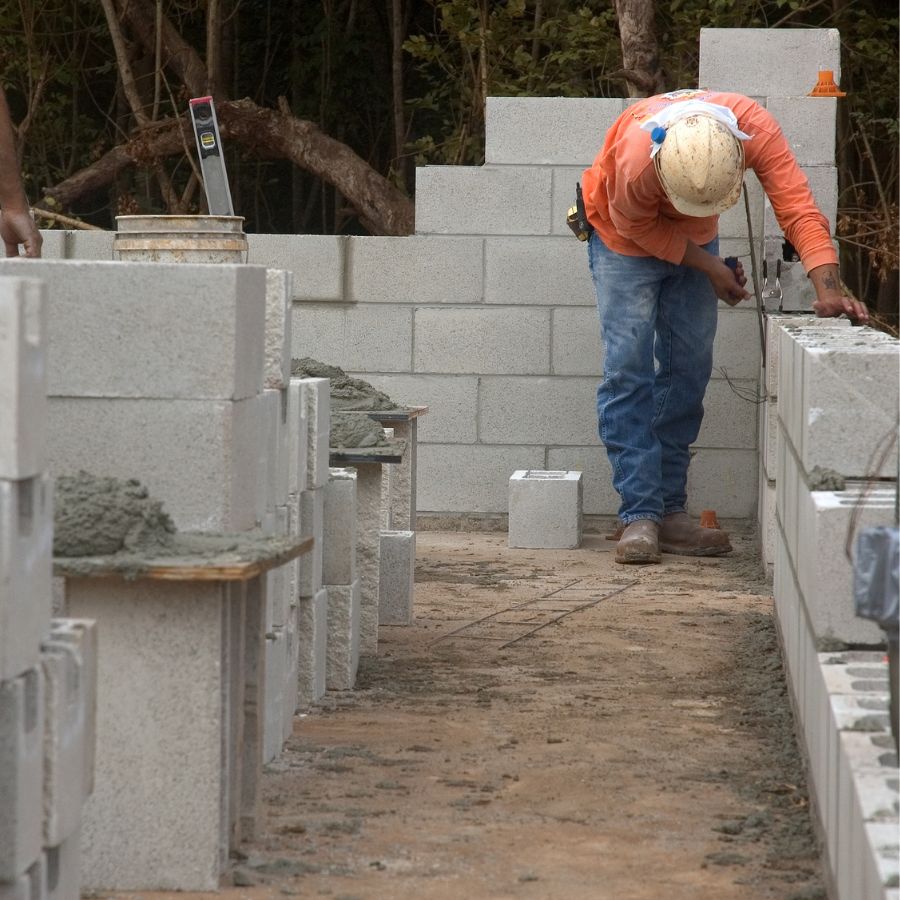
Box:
[651,238,719,514]
[588,232,671,524]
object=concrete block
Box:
[69,578,227,891]
[485,96,625,165]
[414,307,550,375]
[65,230,114,260]
[287,379,309,496]
[550,167,591,237]
[261,389,283,516]
[766,97,836,166]
[0,474,53,681]
[829,693,891,735]
[418,444,545,514]
[0,260,266,400]
[415,165,553,235]
[296,378,331,490]
[0,668,43,882]
[685,449,759,519]
[765,167,838,238]
[508,471,583,549]
[484,236,594,306]
[0,857,45,900]
[798,341,900,478]
[699,28,841,96]
[43,619,97,795]
[262,627,286,764]
[551,307,603,377]
[712,310,762,382]
[247,234,346,301]
[323,469,357,585]
[545,448,619,517]
[695,378,759,449]
[478,376,598,445]
[759,477,777,578]
[48,395,264,532]
[291,302,412,372]
[347,235,483,304]
[760,398,778,480]
[347,373,478,444]
[45,827,80,900]
[378,530,415,625]
[854,769,899,823]
[264,269,292,389]
[0,277,47,479]
[355,464,383,654]
[40,641,87,847]
[865,822,900,899]
[36,230,67,260]
[282,605,299,741]
[265,511,291,629]
[717,172,764,242]
[820,653,890,696]
[325,580,361,690]
[796,483,895,645]
[298,488,325,598]
[296,588,327,709]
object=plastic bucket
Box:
[113,215,248,263]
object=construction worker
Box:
[0,87,41,258]
[581,89,867,565]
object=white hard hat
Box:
[654,113,745,217]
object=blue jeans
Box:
[588,232,719,525]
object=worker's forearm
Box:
[0,91,28,211]
[679,239,716,275]
[807,263,842,301]
[807,263,869,322]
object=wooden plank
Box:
[55,536,314,584]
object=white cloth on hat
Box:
[639,100,752,157]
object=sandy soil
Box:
[99,526,825,900]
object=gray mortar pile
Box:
[54,471,177,557]
[292,357,400,449]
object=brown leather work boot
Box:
[659,511,732,556]
[615,519,661,564]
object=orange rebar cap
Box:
[808,70,846,97]
[699,509,721,529]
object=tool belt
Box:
[566,183,594,242]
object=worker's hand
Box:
[708,257,750,306]
[0,207,42,258]
[813,292,869,324]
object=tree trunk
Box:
[613,0,665,97]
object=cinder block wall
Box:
[57,28,843,520]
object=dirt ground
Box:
[102,525,825,900]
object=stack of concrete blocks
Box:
[323,469,361,688]
[0,275,98,899]
[378,419,418,628]
[771,316,899,900]
[293,376,331,708]
[0,258,286,889]
[805,652,898,900]
[261,268,310,763]
[508,470,583,549]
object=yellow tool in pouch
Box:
[566,183,593,241]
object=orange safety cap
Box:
[808,70,846,97]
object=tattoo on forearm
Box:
[823,272,838,290]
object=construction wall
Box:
[55,27,842,521]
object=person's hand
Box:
[708,256,750,306]
[0,206,42,258]
[813,291,869,324]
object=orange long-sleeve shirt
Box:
[581,90,838,272]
